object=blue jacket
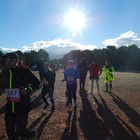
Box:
[64,67,80,85]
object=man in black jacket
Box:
[41,62,56,111]
[0,53,40,140]
[77,58,88,91]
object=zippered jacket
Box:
[0,66,40,114]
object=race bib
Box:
[67,76,74,81]
[5,88,20,102]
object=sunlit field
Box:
[0,70,140,140]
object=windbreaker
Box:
[0,66,40,114]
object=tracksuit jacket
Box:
[0,66,40,114]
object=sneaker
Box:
[90,91,93,94]
[67,103,72,109]
[51,106,55,111]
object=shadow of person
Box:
[28,111,54,140]
[61,111,72,140]
[69,108,78,140]
[116,115,140,140]
[0,104,6,114]
[31,94,43,109]
[37,111,54,139]
[94,93,138,140]
[109,93,140,129]
[79,90,107,140]
[61,108,78,140]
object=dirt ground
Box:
[0,70,140,140]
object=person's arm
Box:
[23,68,40,90]
[99,65,102,75]
[75,69,80,79]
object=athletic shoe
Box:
[67,103,72,109]
[51,106,55,111]
[90,91,93,94]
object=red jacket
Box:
[89,63,102,78]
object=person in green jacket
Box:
[102,60,115,93]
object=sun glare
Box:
[64,9,86,36]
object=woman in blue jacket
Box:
[62,60,80,109]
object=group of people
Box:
[0,52,114,140]
[62,57,114,110]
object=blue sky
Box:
[0,0,140,57]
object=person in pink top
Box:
[89,59,102,94]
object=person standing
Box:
[89,59,102,94]
[0,53,40,140]
[62,60,80,109]
[102,60,115,93]
[37,58,44,81]
[41,62,55,111]
[77,58,88,91]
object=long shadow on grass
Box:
[79,91,108,140]
[109,93,140,130]
[109,93,140,128]
[94,93,139,140]
[31,93,43,109]
[29,111,54,140]
[61,108,78,140]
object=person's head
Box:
[81,58,86,63]
[105,60,109,66]
[67,60,74,68]
[39,58,44,62]
[5,53,19,68]
[44,62,49,70]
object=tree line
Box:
[0,44,140,72]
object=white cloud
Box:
[29,39,98,58]
[103,31,140,47]
[0,39,98,58]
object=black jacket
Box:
[0,66,40,114]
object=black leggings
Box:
[67,84,77,104]
[5,111,30,140]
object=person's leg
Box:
[16,113,30,137]
[109,81,112,93]
[49,84,55,110]
[67,85,72,106]
[96,78,100,94]
[79,77,82,90]
[83,75,86,90]
[72,84,77,107]
[41,86,49,109]
[91,79,94,94]
[5,111,19,140]
[105,83,109,92]
[72,84,77,102]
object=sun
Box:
[64,9,86,37]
